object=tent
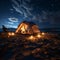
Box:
[16,21,40,34]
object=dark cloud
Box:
[8,17,18,22]
[11,0,60,28]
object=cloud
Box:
[12,0,32,18]
[10,8,14,11]
[11,0,60,28]
[5,25,17,28]
[12,5,23,14]
[12,0,19,7]
[8,17,18,22]
[8,22,14,24]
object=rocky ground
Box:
[0,33,60,60]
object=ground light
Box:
[26,35,36,42]
[8,32,15,36]
[42,32,45,35]
[28,35,35,40]
[26,33,42,42]
[36,33,41,38]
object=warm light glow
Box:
[8,32,15,36]
[29,35,34,39]
[11,32,15,36]
[21,26,25,31]
[8,32,11,36]
[37,34,41,38]
[28,35,36,41]
[42,32,45,35]
[21,26,26,34]
[16,23,28,34]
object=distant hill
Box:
[40,28,60,31]
[0,28,16,32]
[0,28,60,33]
[40,28,60,34]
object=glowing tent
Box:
[16,21,40,34]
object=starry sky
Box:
[0,0,60,28]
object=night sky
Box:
[0,0,60,28]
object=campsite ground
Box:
[0,32,60,60]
